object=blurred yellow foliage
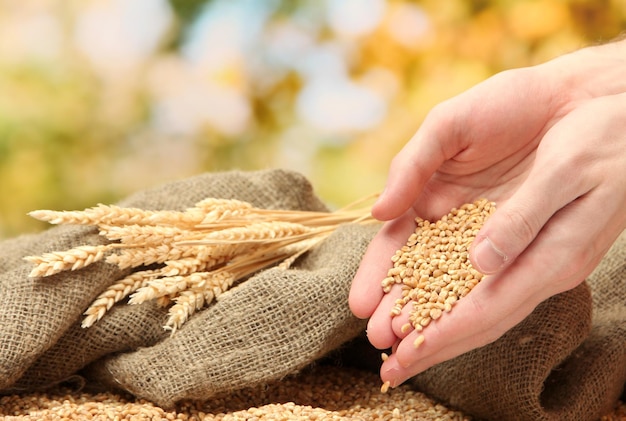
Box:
[0,0,625,238]
[507,0,571,41]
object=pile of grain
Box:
[0,366,470,421]
[1,366,624,420]
[382,198,495,341]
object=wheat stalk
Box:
[26,194,378,332]
[81,270,158,328]
[25,244,118,278]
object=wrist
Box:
[545,38,626,101]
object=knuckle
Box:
[464,294,502,345]
[548,230,603,292]
[500,207,541,247]
[427,101,453,123]
[550,150,592,186]
[422,100,459,138]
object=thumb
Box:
[470,200,551,275]
[470,234,510,274]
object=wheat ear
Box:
[25,244,115,278]
[27,194,379,332]
[164,271,236,333]
[81,270,160,328]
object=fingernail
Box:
[472,236,507,274]
[382,366,400,388]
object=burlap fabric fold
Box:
[0,169,372,405]
[1,169,624,420]
[408,232,626,421]
[82,223,375,406]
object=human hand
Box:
[349,39,626,388]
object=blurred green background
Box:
[1,0,625,238]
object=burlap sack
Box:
[408,232,626,421]
[1,169,624,420]
[82,223,375,406]
[0,169,373,403]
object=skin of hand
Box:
[349,39,626,388]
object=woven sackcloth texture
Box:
[1,367,625,420]
[408,231,626,421]
[0,169,372,406]
[0,365,480,420]
[0,169,623,421]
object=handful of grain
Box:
[382,198,495,343]
[25,197,376,333]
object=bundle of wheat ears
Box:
[25,196,377,333]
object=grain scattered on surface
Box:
[0,366,474,420]
[601,401,626,421]
[380,380,391,394]
[1,366,624,420]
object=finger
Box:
[373,68,557,222]
[349,210,417,319]
[395,276,533,364]
[468,182,563,275]
[366,284,403,349]
[470,145,593,275]
[381,186,622,387]
[391,302,413,339]
[380,292,533,387]
[469,91,626,275]
[372,105,458,221]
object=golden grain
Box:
[165,290,209,332]
[162,257,217,276]
[105,244,181,269]
[31,204,161,227]
[190,221,313,244]
[27,196,377,332]
[25,244,115,277]
[193,198,254,223]
[380,380,391,394]
[383,199,495,339]
[100,224,205,245]
[7,365,622,420]
[413,334,426,349]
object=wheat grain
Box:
[164,278,239,333]
[99,224,204,245]
[25,244,114,278]
[29,204,158,226]
[106,243,243,270]
[194,221,313,244]
[27,195,377,331]
[81,271,156,328]
[129,276,188,304]
[105,244,189,269]
[144,208,206,227]
[0,365,479,420]
[383,198,495,341]
[380,380,391,393]
[413,334,426,349]
[193,198,254,224]
[161,257,215,276]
